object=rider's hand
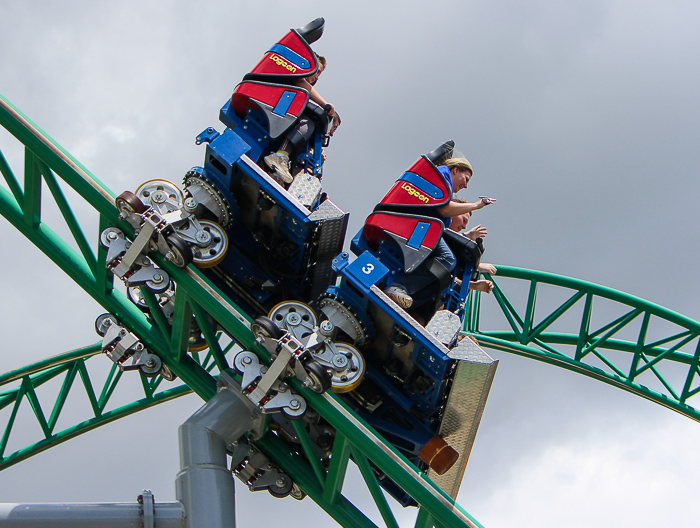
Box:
[329,113,341,136]
[465,224,487,240]
[478,262,497,275]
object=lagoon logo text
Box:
[400,182,429,203]
[269,54,298,73]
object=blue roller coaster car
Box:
[104,18,498,506]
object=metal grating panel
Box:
[308,200,348,300]
[288,172,323,208]
[308,198,346,222]
[426,310,463,346]
[428,338,498,499]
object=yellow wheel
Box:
[192,220,228,268]
[135,179,184,207]
[329,342,365,393]
[188,340,209,353]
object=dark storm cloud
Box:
[1,1,699,526]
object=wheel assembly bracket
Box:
[233,349,307,419]
[229,437,296,499]
[95,313,175,380]
[101,224,171,293]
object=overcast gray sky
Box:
[2,1,700,527]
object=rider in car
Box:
[384,157,496,310]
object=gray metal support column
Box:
[0,379,258,528]
[175,380,261,528]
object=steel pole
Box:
[176,384,260,528]
[0,498,183,528]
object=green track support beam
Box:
[465,266,700,421]
[0,343,193,471]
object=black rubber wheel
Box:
[139,354,163,378]
[99,227,124,249]
[303,358,332,394]
[251,316,284,340]
[165,233,193,268]
[95,313,119,337]
[116,191,147,215]
[281,405,306,420]
[144,270,171,293]
[267,474,293,498]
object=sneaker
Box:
[384,285,413,309]
[264,151,293,183]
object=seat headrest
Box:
[296,18,325,45]
[425,140,455,165]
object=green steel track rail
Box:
[466,267,700,420]
[0,93,484,528]
[0,344,194,470]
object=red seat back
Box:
[363,212,444,273]
[377,156,452,210]
[231,81,309,139]
[244,29,318,82]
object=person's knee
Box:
[443,253,457,272]
[436,250,457,273]
[434,240,457,272]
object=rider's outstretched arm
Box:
[437,197,496,218]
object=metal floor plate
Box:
[428,335,498,498]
